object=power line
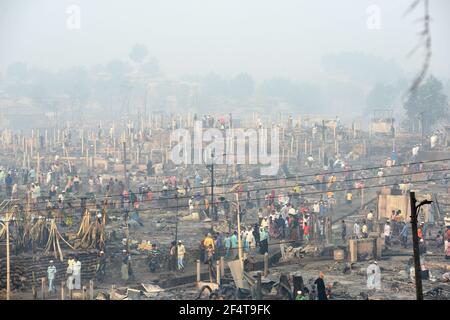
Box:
[5,172,449,216]
[9,157,450,207]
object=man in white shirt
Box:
[367,210,374,232]
[72,257,82,290]
[353,221,361,239]
[384,222,391,247]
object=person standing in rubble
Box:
[224,233,231,258]
[66,259,75,293]
[230,231,238,259]
[384,221,392,248]
[400,222,408,248]
[353,221,361,239]
[96,251,107,282]
[304,222,310,243]
[47,260,57,294]
[246,226,256,253]
[121,250,132,282]
[367,210,374,232]
[341,220,347,242]
[72,256,82,290]
[177,240,186,271]
[314,272,328,300]
[366,261,381,290]
[259,227,269,254]
[361,221,369,238]
[203,233,215,254]
[346,191,353,206]
[169,241,177,271]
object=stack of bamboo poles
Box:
[77,210,105,250]
[44,220,75,262]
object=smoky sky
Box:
[0,0,449,82]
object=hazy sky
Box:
[1,0,449,82]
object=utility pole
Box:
[235,192,243,269]
[321,120,325,166]
[419,112,425,146]
[175,191,179,244]
[123,141,130,252]
[175,190,179,264]
[409,191,432,300]
[6,214,11,300]
[123,141,128,189]
[207,152,216,232]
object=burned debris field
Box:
[0,0,449,303]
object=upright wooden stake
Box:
[220,256,225,277]
[256,272,262,300]
[196,259,201,284]
[216,261,221,285]
[264,252,269,277]
[41,277,46,300]
[61,282,65,300]
[89,280,94,300]
[32,272,36,299]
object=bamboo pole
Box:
[216,261,221,285]
[41,277,46,300]
[196,259,201,284]
[235,193,243,269]
[264,252,269,276]
[89,280,94,300]
[220,256,225,277]
[32,272,36,299]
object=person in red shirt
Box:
[304,223,310,242]
[418,227,423,240]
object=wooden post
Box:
[41,277,46,300]
[32,272,37,300]
[216,261,221,285]
[220,256,225,277]
[236,193,243,269]
[349,239,357,263]
[61,282,65,300]
[196,259,201,284]
[256,272,262,300]
[264,252,269,277]
[89,280,94,300]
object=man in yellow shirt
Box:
[203,233,215,251]
[346,191,352,206]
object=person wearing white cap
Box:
[366,261,381,290]
[177,240,186,271]
[47,260,57,294]
[295,290,306,300]
[121,250,129,281]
